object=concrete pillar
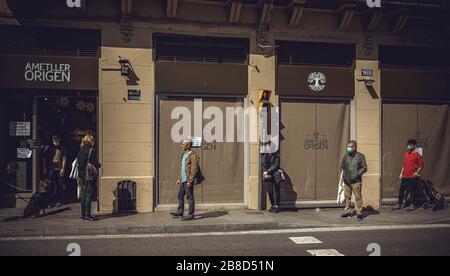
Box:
[98,25,154,213]
[247,35,276,210]
[355,43,382,210]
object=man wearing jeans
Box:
[171,139,199,221]
[393,139,424,211]
[340,140,368,221]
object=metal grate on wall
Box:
[277,41,355,67]
[0,26,100,57]
[380,45,450,70]
[155,34,249,64]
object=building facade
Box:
[1,0,449,213]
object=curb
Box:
[0,222,287,238]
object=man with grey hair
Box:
[170,139,199,221]
[340,140,368,221]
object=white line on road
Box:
[307,249,345,256]
[289,237,322,244]
[1,224,450,241]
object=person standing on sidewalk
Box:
[393,139,424,211]
[261,141,281,213]
[42,134,67,208]
[171,139,199,221]
[340,140,368,221]
[76,135,100,222]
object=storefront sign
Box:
[24,63,71,83]
[381,69,450,100]
[304,132,328,151]
[0,55,98,91]
[10,122,31,137]
[307,72,327,92]
[277,65,355,97]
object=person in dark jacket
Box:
[42,134,67,208]
[76,134,100,222]
[261,141,281,213]
[340,140,368,221]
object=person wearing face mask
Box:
[340,140,368,221]
[393,139,424,211]
[42,134,67,208]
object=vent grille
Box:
[0,26,100,57]
[155,34,248,64]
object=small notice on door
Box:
[10,122,31,136]
[17,148,32,159]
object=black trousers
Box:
[178,182,195,216]
[49,169,64,205]
[266,180,281,207]
[398,178,419,207]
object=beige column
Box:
[98,25,154,213]
[354,44,382,210]
[247,36,276,210]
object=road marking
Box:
[289,237,322,244]
[308,249,345,256]
[1,224,450,241]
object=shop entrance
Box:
[157,96,245,206]
[382,102,450,199]
[280,99,350,202]
[1,93,98,204]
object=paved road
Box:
[1,225,450,256]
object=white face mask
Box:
[53,142,60,146]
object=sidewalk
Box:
[1,203,449,238]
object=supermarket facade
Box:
[0,0,449,213]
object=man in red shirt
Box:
[393,139,425,211]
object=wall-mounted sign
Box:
[362,69,374,77]
[308,72,327,92]
[27,139,42,150]
[24,63,71,83]
[128,89,141,101]
[0,55,98,91]
[188,137,203,148]
[17,148,32,159]
[10,122,31,137]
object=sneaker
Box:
[84,216,96,222]
[392,204,402,211]
[181,215,195,221]
[340,213,352,219]
[80,216,86,221]
[268,207,274,213]
[273,207,280,214]
[357,214,364,221]
[170,212,183,217]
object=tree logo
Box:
[308,72,327,92]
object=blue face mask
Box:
[347,147,354,154]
